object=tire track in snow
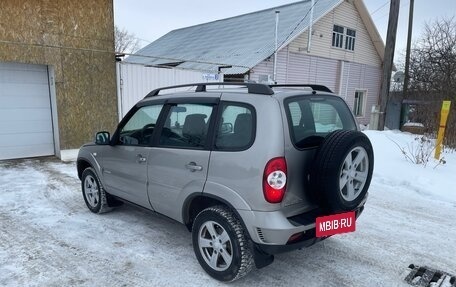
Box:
[0,211,154,287]
[1,158,455,287]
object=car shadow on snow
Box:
[102,202,367,286]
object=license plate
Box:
[316,211,356,237]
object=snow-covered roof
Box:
[126,0,343,74]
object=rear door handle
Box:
[185,162,203,172]
[137,154,147,163]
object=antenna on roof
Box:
[273,10,280,84]
[307,0,315,52]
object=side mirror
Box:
[220,123,233,134]
[95,131,110,145]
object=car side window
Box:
[119,105,163,146]
[215,103,255,150]
[158,103,214,149]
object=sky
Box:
[114,0,456,64]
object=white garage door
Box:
[0,62,54,160]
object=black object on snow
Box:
[404,264,455,287]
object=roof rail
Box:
[145,82,274,98]
[269,84,333,93]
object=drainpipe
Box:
[344,62,351,100]
[338,60,345,96]
[116,62,123,121]
[307,0,315,53]
[273,10,280,84]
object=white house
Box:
[126,0,385,124]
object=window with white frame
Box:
[332,25,356,51]
[345,29,356,51]
[332,25,344,48]
[353,90,365,117]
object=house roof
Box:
[126,0,385,74]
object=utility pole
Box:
[378,0,400,130]
[403,0,414,100]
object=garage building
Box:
[0,0,118,160]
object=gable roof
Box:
[126,0,385,74]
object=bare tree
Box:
[407,17,456,147]
[115,26,141,54]
[409,18,456,93]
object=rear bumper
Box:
[256,204,365,255]
[237,194,367,254]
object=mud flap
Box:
[253,245,274,269]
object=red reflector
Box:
[263,157,287,203]
[316,211,356,237]
[287,232,304,243]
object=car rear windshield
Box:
[285,96,357,149]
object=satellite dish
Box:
[393,71,405,83]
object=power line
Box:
[135,37,152,44]
[275,0,320,52]
[276,0,388,53]
[370,1,390,16]
[374,0,409,22]
[122,0,396,65]
[0,39,250,70]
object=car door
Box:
[102,103,164,208]
[147,98,218,221]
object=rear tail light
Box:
[263,157,287,203]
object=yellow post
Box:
[435,101,451,160]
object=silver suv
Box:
[77,82,373,282]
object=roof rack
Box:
[145,82,274,98]
[269,84,333,93]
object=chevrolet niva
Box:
[77,82,373,281]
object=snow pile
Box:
[402,122,425,127]
[364,130,455,203]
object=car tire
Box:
[310,130,374,212]
[81,167,113,214]
[192,205,254,282]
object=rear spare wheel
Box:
[310,130,374,212]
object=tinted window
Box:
[159,103,214,149]
[310,102,344,132]
[215,103,255,150]
[285,97,356,149]
[119,105,163,146]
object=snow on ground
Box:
[364,130,456,203]
[0,131,455,286]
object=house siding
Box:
[117,62,223,118]
[250,47,289,84]
[250,0,382,125]
[288,0,382,67]
[251,54,381,125]
[342,62,382,124]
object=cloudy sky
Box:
[114,0,456,62]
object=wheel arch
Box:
[182,193,248,233]
[77,158,92,180]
